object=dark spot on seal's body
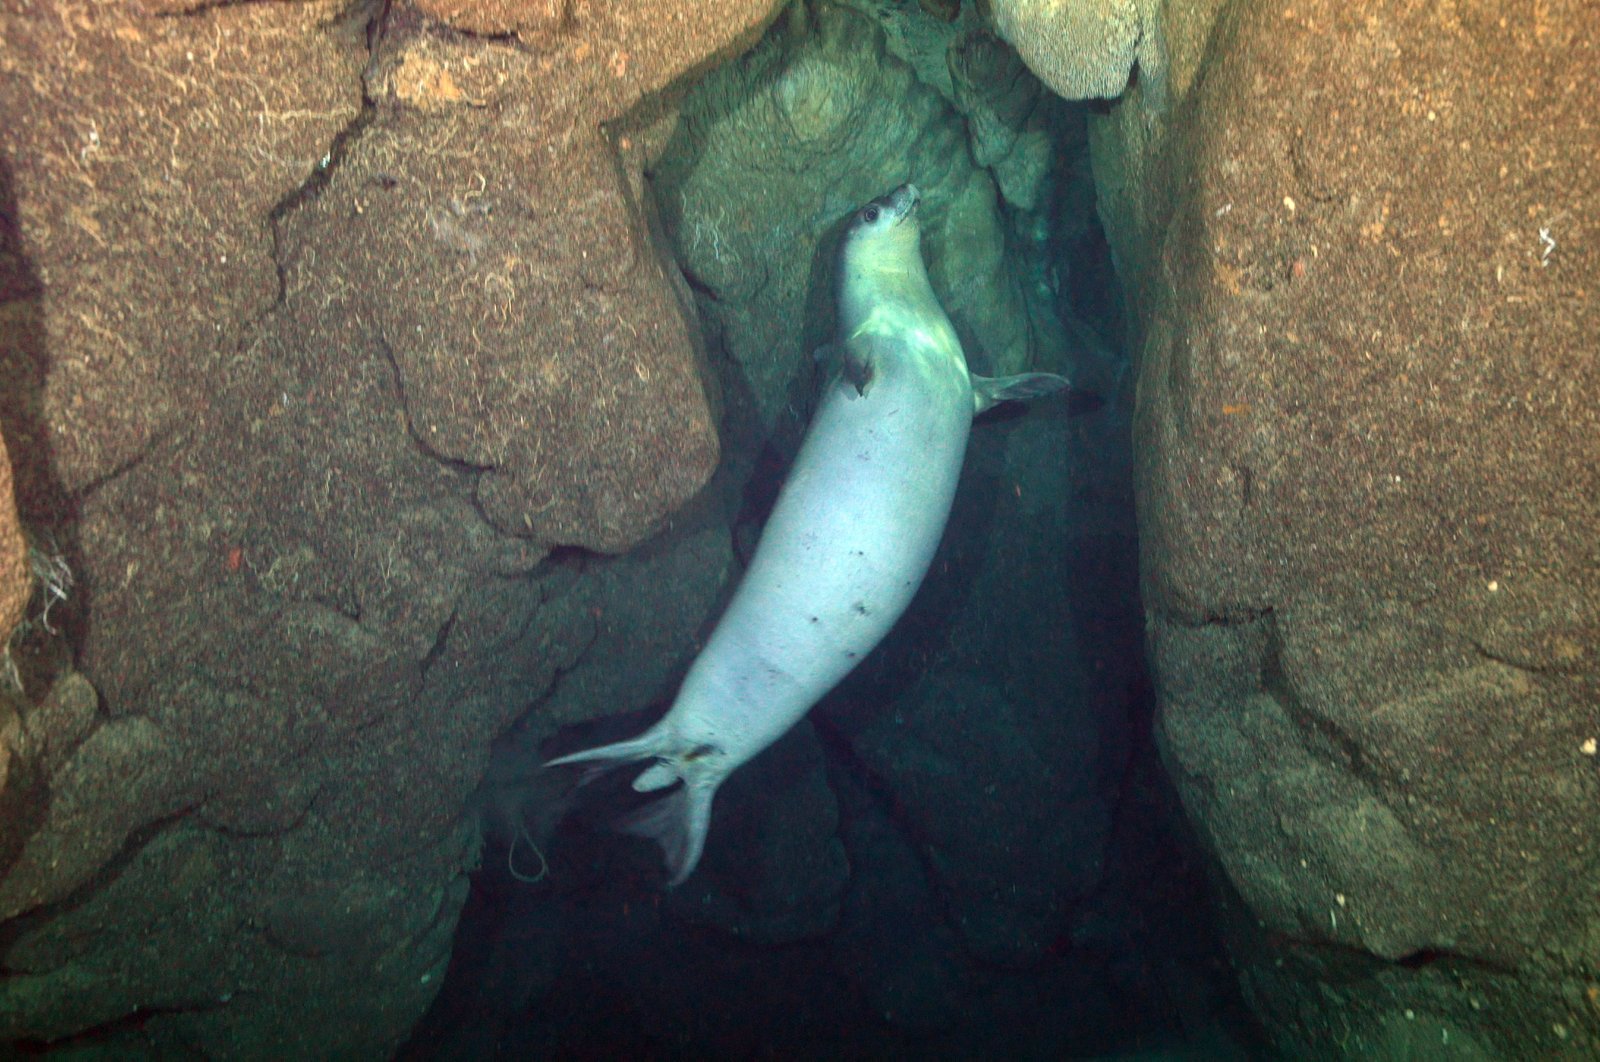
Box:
[853,602,870,615]
[683,743,721,762]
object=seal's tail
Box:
[545,732,716,886]
[617,783,714,887]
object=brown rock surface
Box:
[0,0,777,1053]
[1088,0,1599,1055]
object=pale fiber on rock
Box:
[0,434,26,647]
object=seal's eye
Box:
[863,206,880,224]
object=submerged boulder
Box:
[1086,0,1600,1054]
[0,0,777,1053]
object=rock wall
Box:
[0,0,778,1054]
[1085,0,1600,1056]
[18,0,1592,1054]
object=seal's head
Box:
[838,184,927,329]
[841,183,921,264]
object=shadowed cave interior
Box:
[404,4,1263,1058]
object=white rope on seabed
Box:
[507,820,550,885]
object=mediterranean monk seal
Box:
[547,184,1070,884]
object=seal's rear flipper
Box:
[619,784,715,887]
[544,732,660,783]
[971,371,1072,414]
[546,730,716,885]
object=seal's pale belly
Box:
[666,350,973,759]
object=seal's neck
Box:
[837,229,935,336]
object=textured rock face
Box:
[654,0,1043,446]
[1088,0,1600,1055]
[987,0,1165,101]
[0,0,775,1053]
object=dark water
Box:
[402,409,1263,1058]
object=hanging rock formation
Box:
[987,0,1166,101]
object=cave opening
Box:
[406,2,1260,1058]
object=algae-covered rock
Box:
[948,28,1060,211]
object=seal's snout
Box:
[848,184,924,242]
[889,183,921,222]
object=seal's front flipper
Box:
[814,340,870,397]
[828,335,902,397]
[971,371,1072,414]
[821,335,905,397]
[618,783,715,887]
[840,345,875,396]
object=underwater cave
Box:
[2,0,1595,1058]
